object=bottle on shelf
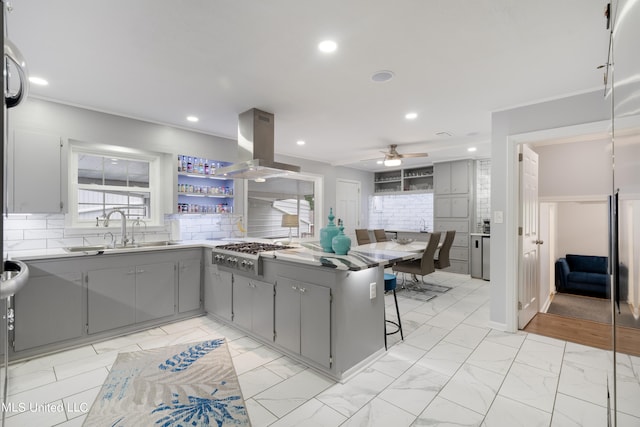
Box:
[187,157,193,173]
[204,159,209,175]
[178,155,182,172]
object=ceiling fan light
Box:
[384,158,402,167]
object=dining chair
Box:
[434,230,456,269]
[355,229,371,245]
[392,232,441,285]
[373,229,389,242]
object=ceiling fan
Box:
[380,144,428,167]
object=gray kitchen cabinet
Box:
[88,266,136,334]
[204,265,233,321]
[275,276,331,369]
[8,129,67,213]
[434,160,469,195]
[14,262,83,351]
[88,261,175,334]
[178,257,202,313]
[135,262,175,323]
[232,275,274,341]
[435,197,469,218]
[434,159,473,274]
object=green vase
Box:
[332,224,351,255]
[319,208,339,253]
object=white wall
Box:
[555,201,608,257]
[490,89,610,331]
[535,138,612,199]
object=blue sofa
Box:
[555,254,609,299]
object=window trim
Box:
[68,141,162,227]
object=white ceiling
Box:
[7,0,610,172]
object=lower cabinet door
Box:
[135,261,175,323]
[300,282,331,368]
[178,258,202,313]
[274,278,301,354]
[205,267,233,321]
[233,275,274,341]
[251,279,275,341]
[14,272,83,351]
[88,267,136,334]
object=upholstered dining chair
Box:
[355,229,371,245]
[392,232,441,285]
[434,230,456,269]
[373,229,389,242]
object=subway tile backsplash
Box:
[368,193,434,231]
[3,213,244,258]
[476,159,491,230]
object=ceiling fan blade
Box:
[398,152,429,158]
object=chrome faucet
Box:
[131,218,147,244]
[104,209,129,246]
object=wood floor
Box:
[524,312,640,357]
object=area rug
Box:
[83,338,250,427]
[395,279,452,302]
[547,293,640,328]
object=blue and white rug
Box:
[83,338,250,426]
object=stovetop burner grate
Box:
[214,242,294,255]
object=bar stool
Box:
[384,273,403,350]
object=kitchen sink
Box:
[64,245,109,252]
[130,241,181,248]
[63,241,180,252]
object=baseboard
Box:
[487,320,508,331]
[540,293,553,313]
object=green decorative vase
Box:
[332,224,351,255]
[319,208,339,253]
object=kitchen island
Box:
[207,241,420,380]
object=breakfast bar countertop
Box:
[270,241,420,271]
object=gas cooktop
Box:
[211,242,295,275]
[214,242,294,255]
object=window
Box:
[70,143,161,226]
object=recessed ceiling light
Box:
[254,178,266,183]
[28,76,48,86]
[468,147,477,152]
[405,112,418,120]
[318,40,337,53]
[376,160,383,165]
[296,140,306,146]
[371,70,394,83]
[186,116,199,122]
[384,158,402,167]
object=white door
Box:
[518,144,541,329]
[335,179,360,241]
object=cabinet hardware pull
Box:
[137,269,145,274]
[292,285,298,291]
[127,270,136,275]
[299,287,306,293]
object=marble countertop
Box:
[270,241,420,271]
[12,238,421,272]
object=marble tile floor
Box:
[3,271,640,426]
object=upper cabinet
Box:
[8,129,67,213]
[176,154,234,214]
[434,160,469,194]
[374,166,433,194]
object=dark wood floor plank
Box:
[523,313,640,357]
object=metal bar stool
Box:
[384,273,403,350]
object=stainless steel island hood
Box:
[214,108,300,180]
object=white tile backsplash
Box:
[368,193,434,231]
[3,213,244,255]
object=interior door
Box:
[335,179,360,241]
[518,144,541,329]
